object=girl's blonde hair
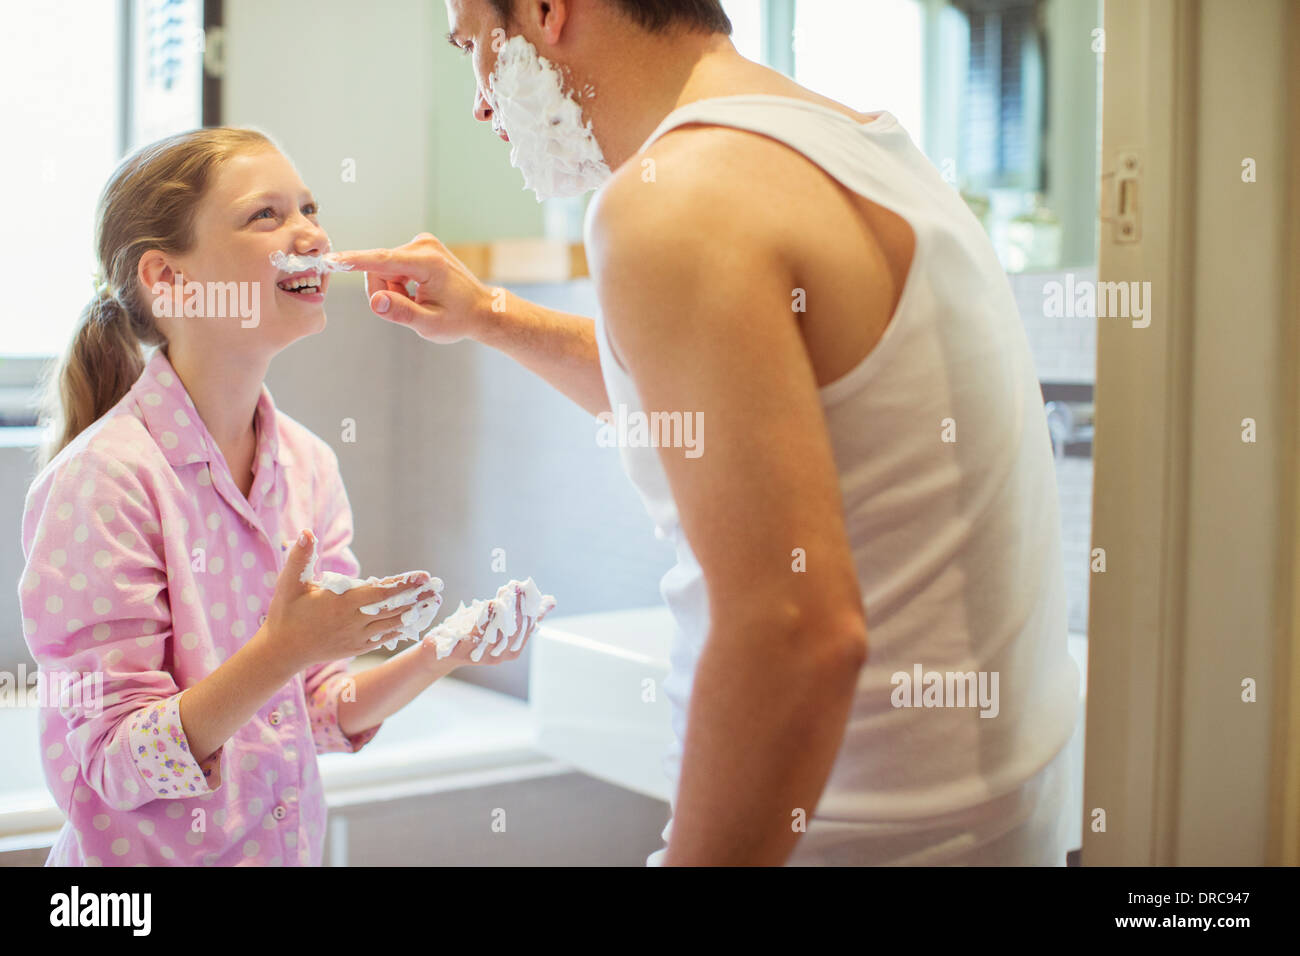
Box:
[38,126,276,467]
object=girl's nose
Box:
[294,224,329,256]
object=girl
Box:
[18,127,549,866]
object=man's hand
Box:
[334,233,614,418]
[332,233,494,343]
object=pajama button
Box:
[259,614,267,626]
[273,805,287,820]
[269,711,282,725]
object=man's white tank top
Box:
[590,95,1080,825]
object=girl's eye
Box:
[250,204,318,222]
[461,42,473,56]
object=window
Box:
[956,0,1044,192]
[722,0,765,63]
[0,3,123,360]
[793,0,925,148]
[130,0,207,152]
[0,0,204,362]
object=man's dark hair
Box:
[486,0,733,35]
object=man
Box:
[337,0,1080,866]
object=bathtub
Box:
[0,669,668,866]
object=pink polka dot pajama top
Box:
[18,348,382,866]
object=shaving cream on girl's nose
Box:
[487,34,611,201]
[269,250,354,273]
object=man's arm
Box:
[334,235,610,418]
[477,287,610,419]
[586,157,871,866]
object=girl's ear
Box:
[137,250,181,325]
[137,249,178,297]
[137,249,184,333]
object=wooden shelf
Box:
[447,239,588,284]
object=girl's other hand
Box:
[423,587,554,669]
[257,530,440,671]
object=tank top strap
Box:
[637,94,897,155]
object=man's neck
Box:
[585,31,755,170]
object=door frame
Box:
[1086,0,1299,865]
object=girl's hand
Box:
[258,530,440,672]
[331,234,494,345]
[422,587,554,669]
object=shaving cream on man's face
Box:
[487,34,612,202]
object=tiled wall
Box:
[1009,267,1099,385]
[1054,455,1093,635]
[1009,267,1099,635]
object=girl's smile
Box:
[274,267,329,304]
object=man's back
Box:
[598,60,917,390]
[589,92,1080,854]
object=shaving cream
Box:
[292,537,552,658]
[297,536,445,651]
[487,34,611,201]
[316,571,444,651]
[427,577,557,661]
[269,250,354,274]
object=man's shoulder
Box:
[587,130,787,265]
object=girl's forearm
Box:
[475,290,611,419]
[337,641,459,737]
[178,627,301,764]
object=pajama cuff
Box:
[309,672,382,754]
[127,694,224,798]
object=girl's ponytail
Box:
[39,288,147,467]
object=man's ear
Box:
[528,0,570,46]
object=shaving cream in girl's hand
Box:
[316,572,443,651]
[428,578,556,661]
[294,535,444,651]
